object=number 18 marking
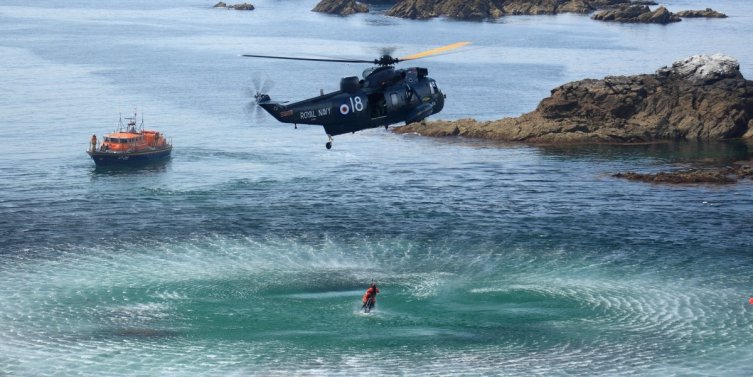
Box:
[349,96,364,112]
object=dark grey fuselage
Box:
[259,66,445,137]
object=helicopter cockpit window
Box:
[363,67,377,79]
[390,93,399,106]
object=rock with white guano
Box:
[656,54,742,84]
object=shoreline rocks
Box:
[383,1,727,22]
[591,4,679,24]
[394,54,753,144]
[675,8,727,18]
[591,5,727,23]
[313,0,369,15]
[385,0,659,20]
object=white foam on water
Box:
[2,234,752,375]
[285,290,362,300]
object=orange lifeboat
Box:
[87,110,172,165]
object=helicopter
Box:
[243,42,469,149]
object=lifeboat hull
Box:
[87,146,172,166]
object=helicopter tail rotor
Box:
[245,74,275,121]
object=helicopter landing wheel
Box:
[325,135,333,150]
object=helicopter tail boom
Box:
[257,101,294,123]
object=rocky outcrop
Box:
[675,8,727,18]
[383,0,663,20]
[394,55,753,144]
[385,0,646,20]
[382,1,726,21]
[591,5,680,23]
[213,2,255,10]
[657,54,743,84]
[313,0,369,16]
[613,161,753,184]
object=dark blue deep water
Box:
[1,1,752,375]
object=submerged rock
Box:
[313,0,369,16]
[613,162,753,184]
[591,5,680,24]
[675,8,727,18]
[394,55,753,143]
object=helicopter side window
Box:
[390,93,399,106]
[429,82,436,95]
[368,92,386,118]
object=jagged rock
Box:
[386,0,644,20]
[313,0,369,16]
[394,55,753,144]
[231,3,254,10]
[385,0,450,19]
[213,2,255,10]
[592,5,680,24]
[675,8,727,18]
[656,54,742,84]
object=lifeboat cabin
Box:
[87,111,172,166]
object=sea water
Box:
[1,0,752,375]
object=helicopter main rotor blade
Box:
[399,41,471,62]
[241,54,374,64]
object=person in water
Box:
[362,283,379,310]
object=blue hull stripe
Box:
[88,148,172,166]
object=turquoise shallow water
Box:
[1,0,753,375]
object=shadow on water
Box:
[89,159,171,176]
[416,137,752,164]
[535,140,752,164]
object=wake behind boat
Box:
[87,111,172,166]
